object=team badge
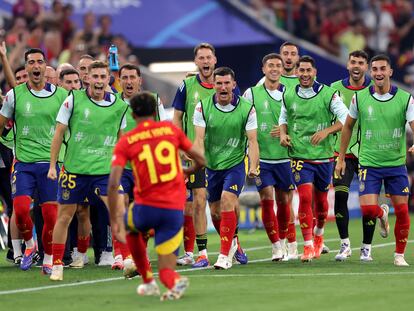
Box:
[359,182,365,192]
[255,176,262,187]
[295,172,301,183]
[62,189,70,200]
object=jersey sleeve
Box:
[56,94,74,125]
[172,82,187,112]
[243,88,253,103]
[111,137,129,167]
[157,97,167,121]
[193,102,206,127]
[348,94,358,119]
[330,92,349,124]
[245,106,257,131]
[0,89,15,119]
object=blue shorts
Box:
[11,162,59,203]
[255,161,295,192]
[206,161,246,203]
[358,165,410,196]
[57,172,116,204]
[124,204,183,255]
[121,169,134,198]
[291,160,333,192]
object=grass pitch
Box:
[1,216,413,311]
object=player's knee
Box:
[394,204,409,220]
[360,205,377,218]
[13,195,32,219]
[298,185,312,207]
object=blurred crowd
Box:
[248,0,414,88]
[0,0,139,93]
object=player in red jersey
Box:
[108,91,205,301]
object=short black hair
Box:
[130,91,156,117]
[213,67,235,80]
[59,68,80,80]
[14,65,26,75]
[119,63,141,77]
[24,48,46,62]
[262,53,283,65]
[349,50,369,62]
[194,42,215,57]
[279,41,299,53]
[296,55,316,68]
[370,54,391,66]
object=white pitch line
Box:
[186,271,414,278]
[0,240,411,296]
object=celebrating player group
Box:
[0,40,413,301]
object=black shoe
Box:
[14,255,23,265]
[6,249,14,263]
[34,251,43,267]
[63,256,73,267]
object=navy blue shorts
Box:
[57,172,119,204]
[255,161,295,192]
[121,169,134,198]
[206,161,246,203]
[11,162,59,203]
[291,160,333,192]
[358,165,409,196]
[124,204,183,255]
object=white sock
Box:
[341,238,350,245]
[185,252,194,257]
[395,252,404,257]
[314,227,324,236]
[43,254,53,266]
[304,240,313,246]
[362,243,371,251]
[25,238,35,249]
[199,249,207,257]
[12,239,23,257]
[272,241,281,248]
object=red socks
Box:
[297,184,313,241]
[261,199,279,243]
[41,203,57,255]
[113,236,131,259]
[276,201,290,240]
[212,217,221,234]
[394,204,410,254]
[159,268,180,289]
[77,235,90,253]
[183,215,195,253]
[220,210,237,255]
[287,223,296,243]
[13,196,33,241]
[314,190,329,230]
[126,233,153,283]
[361,205,383,219]
[52,243,65,265]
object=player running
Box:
[108,91,205,300]
[243,53,293,261]
[335,54,414,266]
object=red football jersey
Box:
[112,120,192,210]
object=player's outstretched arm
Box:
[247,129,259,178]
[107,165,126,243]
[48,122,67,180]
[0,42,16,88]
[335,115,357,178]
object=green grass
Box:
[1,216,413,311]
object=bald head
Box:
[45,66,58,85]
[56,63,74,80]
